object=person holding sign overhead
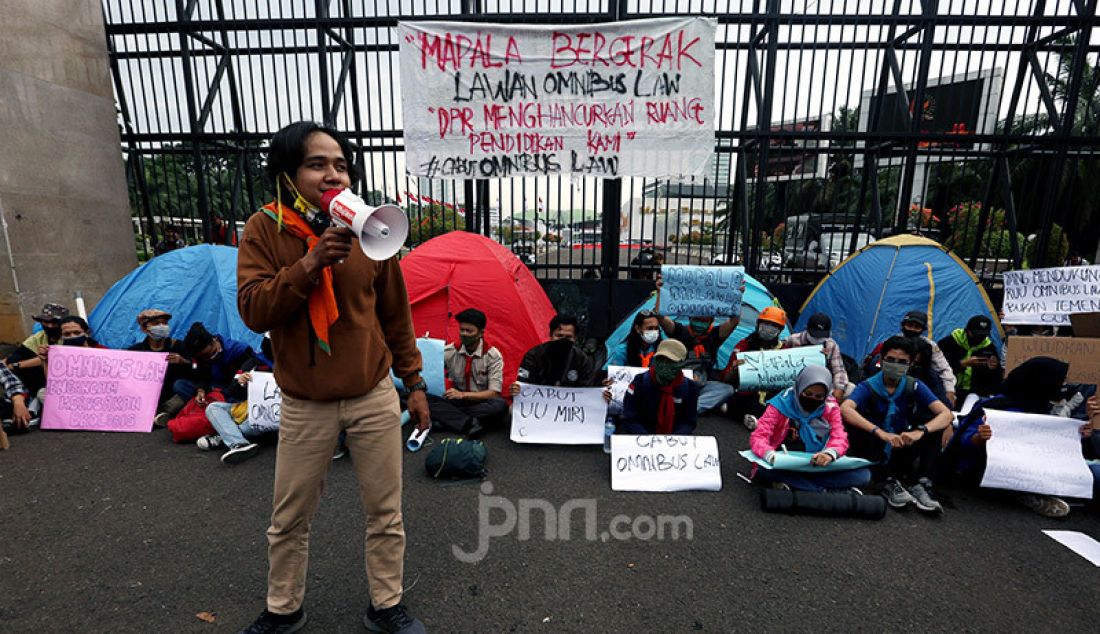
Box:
[653,273,742,414]
[784,313,849,400]
[943,358,1098,518]
[431,308,509,439]
[604,310,664,369]
[237,122,429,634]
[619,340,699,436]
[842,336,953,514]
[720,306,788,430]
[749,366,870,492]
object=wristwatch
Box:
[917,424,929,434]
[406,379,428,393]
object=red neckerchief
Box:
[648,366,686,435]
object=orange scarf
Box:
[261,202,338,354]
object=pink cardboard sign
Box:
[41,346,168,433]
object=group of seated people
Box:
[1,303,273,465]
[4,290,1098,520]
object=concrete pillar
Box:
[0,0,137,343]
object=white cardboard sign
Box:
[510,383,607,444]
[611,434,722,492]
[980,409,1093,499]
[247,372,282,433]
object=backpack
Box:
[425,438,487,479]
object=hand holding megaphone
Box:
[320,188,409,261]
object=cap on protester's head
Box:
[758,306,788,328]
[654,339,688,363]
[967,315,993,338]
[902,310,928,330]
[136,309,172,326]
[33,303,70,323]
[807,313,832,338]
[183,322,215,356]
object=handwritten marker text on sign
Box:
[737,346,827,392]
[658,265,744,317]
[510,383,608,445]
[610,435,722,492]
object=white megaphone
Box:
[321,188,408,260]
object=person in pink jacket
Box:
[750,365,871,492]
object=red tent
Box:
[400,232,556,394]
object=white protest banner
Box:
[980,409,1093,499]
[510,383,607,444]
[611,435,721,492]
[606,365,693,408]
[1002,265,1100,325]
[737,346,826,391]
[398,17,716,180]
[247,372,282,433]
[658,265,744,317]
[41,346,167,433]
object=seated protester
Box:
[604,310,663,369]
[510,314,596,393]
[160,323,259,427]
[128,309,194,411]
[653,274,742,414]
[198,336,277,465]
[428,308,508,438]
[937,315,1003,407]
[3,303,69,396]
[721,306,787,430]
[749,366,871,492]
[784,312,850,400]
[0,364,33,434]
[842,336,954,514]
[864,310,957,408]
[943,358,1099,518]
[619,340,699,435]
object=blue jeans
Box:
[697,381,735,414]
[755,466,872,492]
[205,401,262,448]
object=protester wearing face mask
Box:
[721,306,788,430]
[511,315,596,396]
[3,303,70,395]
[937,315,1003,407]
[619,340,699,435]
[129,309,194,411]
[864,310,957,408]
[425,308,508,439]
[944,358,1099,518]
[157,322,259,427]
[784,313,849,400]
[604,310,664,369]
[842,336,953,514]
[749,365,871,492]
[651,273,743,414]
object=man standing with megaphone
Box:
[237,121,429,634]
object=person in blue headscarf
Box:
[749,365,870,492]
[842,336,954,514]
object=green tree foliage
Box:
[1024,223,1070,268]
[942,201,1023,260]
[406,204,465,245]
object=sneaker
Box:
[238,609,306,634]
[882,478,916,508]
[364,603,426,634]
[196,434,223,451]
[1019,493,1070,518]
[742,414,758,431]
[221,443,260,465]
[153,412,171,428]
[907,478,944,514]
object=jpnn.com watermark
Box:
[452,482,694,563]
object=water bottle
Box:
[603,417,616,454]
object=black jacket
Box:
[517,340,596,387]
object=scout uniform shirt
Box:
[445,340,504,393]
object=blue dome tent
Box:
[795,235,1003,364]
[604,270,790,369]
[88,245,262,352]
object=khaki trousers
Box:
[266,377,405,614]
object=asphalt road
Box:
[2,416,1098,633]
